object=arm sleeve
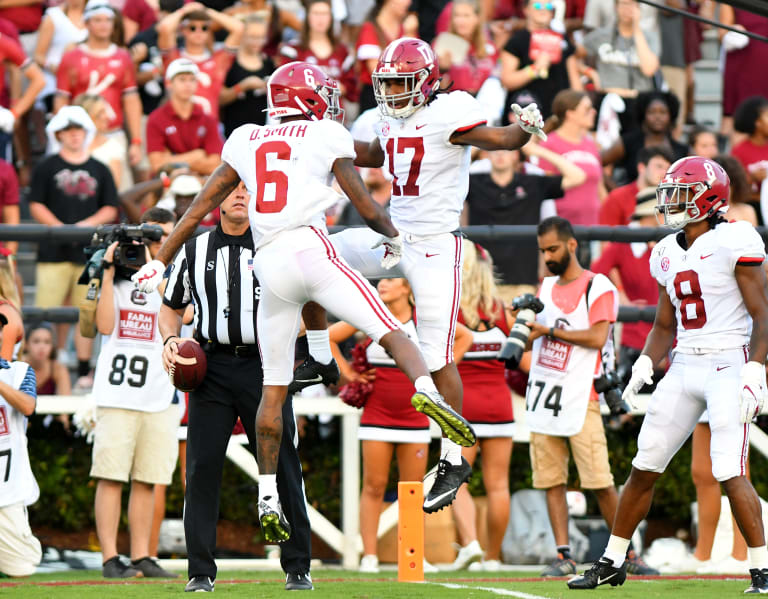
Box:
[0,34,28,68]
[648,242,665,284]
[221,125,249,171]
[503,30,528,61]
[318,120,355,171]
[28,160,49,206]
[727,222,766,270]
[591,243,620,276]
[540,174,565,199]
[121,51,138,93]
[442,91,488,145]
[356,23,381,60]
[56,49,74,96]
[0,161,18,208]
[18,364,36,399]
[164,246,192,309]
[581,29,601,57]
[587,274,619,324]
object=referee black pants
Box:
[184,350,311,580]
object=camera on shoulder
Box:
[498,293,545,369]
[86,224,163,280]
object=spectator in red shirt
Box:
[355,0,410,112]
[732,96,768,207]
[122,0,157,44]
[598,145,672,226]
[278,0,355,104]
[157,2,243,120]
[591,190,659,382]
[146,58,223,176]
[0,159,19,254]
[0,32,44,136]
[54,0,143,166]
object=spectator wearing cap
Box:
[157,2,243,120]
[591,189,659,384]
[145,58,223,177]
[54,0,143,166]
[28,106,118,388]
[598,145,672,226]
[499,0,581,122]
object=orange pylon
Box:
[397,481,424,582]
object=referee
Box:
[159,182,313,592]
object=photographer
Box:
[521,217,656,577]
[89,217,178,580]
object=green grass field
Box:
[0,569,757,598]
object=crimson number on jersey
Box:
[255,140,291,213]
[526,379,563,417]
[385,137,424,196]
[673,270,707,329]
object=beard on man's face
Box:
[546,251,571,276]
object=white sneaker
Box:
[359,554,379,573]
[674,553,708,573]
[481,559,501,572]
[423,559,439,573]
[450,540,484,570]
[697,555,748,574]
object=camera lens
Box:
[499,308,536,369]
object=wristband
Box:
[130,137,142,145]
[549,326,555,338]
[101,259,114,269]
[9,108,17,119]
[160,171,171,188]
[163,335,179,347]
[233,83,243,96]
[526,65,537,79]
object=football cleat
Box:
[285,572,313,590]
[411,390,476,447]
[745,568,768,594]
[288,357,340,394]
[541,553,577,577]
[423,457,472,513]
[185,575,214,592]
[259,496,291,543]
[567,557,627,589]
[625,549,659,575]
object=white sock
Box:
[259,474,277,500]
[749,546,768,570]
[603,535,631,567]
[306,330,332,364]
[414,375,438,394]
[441,437,463,465]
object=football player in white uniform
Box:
[568,157,768,593]
[133,62,476,543]
[297,37,545,513]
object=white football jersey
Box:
[222,119,354,249]
[92,279,175,412]
[374,91,487,235]
[0,362,39,507]
[650,220,765,351]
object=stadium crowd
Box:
[0,0,767,589]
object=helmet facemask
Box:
[319,81,344,124]
[372,68,429,119]
[655,180,722,228]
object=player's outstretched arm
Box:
[155,162,240,266]
[640,285,677,366]
[449,123,532,151]
[737,263,768,364]
[353,138,385,168]
[333,157,398,238]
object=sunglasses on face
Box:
[532,2,554,9]
[186,24,209,32]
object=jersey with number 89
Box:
[650,220,765,351]
[374,90,487,236]
[222,119,354,249]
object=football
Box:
[170,340,207,392]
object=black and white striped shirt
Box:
[163,225,259,345]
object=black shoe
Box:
[185,576,215,592]
[745,568,768,594]
[131,556,179,578]
[423,457,472,513]
[625,549,659,575]
[288,357,340,394]
[411,390,476,447]
[285,572,314,590]
[259,495,291,543]
[567,557,627,589]
[102,556,142,578]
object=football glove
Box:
[739,361,767,424]
[0,106,15,134]
[622,354,654,409]
[510,102,547,141]
[371,233,403,270]
[132,259,166,293]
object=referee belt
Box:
[203,342,259,358]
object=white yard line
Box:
[430,581,552,599]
